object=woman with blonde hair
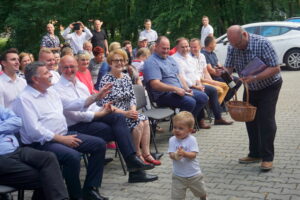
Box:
[75,51,97,94]
[108,41,121,52]
[98,49,161,165]
[18,52,32,78]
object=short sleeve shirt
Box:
[41,33,60,48]
[168,135,201,177]
[224,33,281,91]
[201,49,218,68]
[143,53,183,100]
[91,30,107,49]
[201,25,214,46]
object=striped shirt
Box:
[224,33,281,91]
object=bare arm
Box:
[104,39,109,55]
[177,147,197,159]
[207,63,222,76]
[178,74,190,91]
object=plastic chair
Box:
[133,84,175,154]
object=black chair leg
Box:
[149,120,159,154]
[18,189,24,200]
[82,154,88,169]
[116,146,127,175]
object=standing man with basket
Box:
[225,25,282,172]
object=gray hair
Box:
[25,61,46,85]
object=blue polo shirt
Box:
[201,49,218,68]
[143,53,183,100]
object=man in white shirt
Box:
[0,48,27,108]
[172,38,232,128]
[200,16,214,47]
[54,55,158,183]
[12,61,111,200]
[62,21,93,54]
[39,48,60,84]
[0,106,69,200]
[190,38,229,105]
[139,19,158,45]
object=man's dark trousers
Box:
[244,79,282,162]
[30,133,106,199]
[68,113,136,159]
[0,147,68,200]
[156,89,209,118]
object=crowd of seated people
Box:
[0,18,237,200]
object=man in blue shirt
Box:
[225,25,282,171]
[0,106,68,200]
[143,36,208,123]
[201,36,242,101]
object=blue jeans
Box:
[199,85,222,120]
[69,113,136,159]
[156,89,208,119]
[30,132,106,199]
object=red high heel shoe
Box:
[143,154,161,166]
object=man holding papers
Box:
[224,25,282,172]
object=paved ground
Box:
[18,70,300,200]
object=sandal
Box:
[137,154,150,164]
[143,154,161,166]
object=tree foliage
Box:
[0,0,299,54]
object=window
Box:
[245,27,257,34]
[260,26,291,37]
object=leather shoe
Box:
[199,120,211,129]
[128,170,158,183]
[214,118,233,125]
[82,187,108,200]
[260,161,273,172]
[239,156,261,164]
[125,154,154,172]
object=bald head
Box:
[227,25,248,49]
[155,36,170,59]
[60,55,77,67]
[94,20,103,31]
[59,55,78,82]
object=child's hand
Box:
[177,146,185,157]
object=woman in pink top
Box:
[76,52,98,94]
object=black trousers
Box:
[69,113,136,160]
[30,132,106,199]
[0,147,68,200]
[244,79,282,162]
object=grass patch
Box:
[0,38,8,52]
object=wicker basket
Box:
[226,83,257,122]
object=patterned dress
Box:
[98,73,147,129]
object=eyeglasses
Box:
[112,59,125,63]
[63,65,75,70]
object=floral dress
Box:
[98,73,147,129]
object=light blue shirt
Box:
[0,106,22,155]
[143,53,183,100]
